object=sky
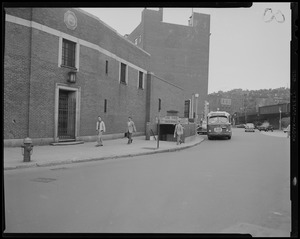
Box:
[81,3,292,94]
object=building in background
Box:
[128,8,210,123]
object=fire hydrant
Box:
[21,137,33,162]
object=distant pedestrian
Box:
[174,120,184,145]
[127,117,136,144]
[96,116,106,146]
[286,124,290,138]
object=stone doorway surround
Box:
[54,83,81,143]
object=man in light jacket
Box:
[127,117,137,144]
[96,116,106,146]
[174,120,184,145]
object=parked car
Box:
[254,122,262,129]
[197,121,207,135]
[257,124,274,132]
[236,124,246,128]
[245,123,255,132]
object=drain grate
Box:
[31,178,57,183]
[50,167,68,171]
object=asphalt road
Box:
[4,128,291,234]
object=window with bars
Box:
[104,99,107,113]
[105,60,108,75]
[62,39,76,68]
[138,71,144,89]
[120,63,127,84]
[184,100,191,118]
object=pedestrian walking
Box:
[96,116,106,146]
[174,120,184,145]
[127,117,136,144]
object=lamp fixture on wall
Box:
[68,71,77,83]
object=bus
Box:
[207,111,232,140]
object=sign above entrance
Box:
[159,116,189,125]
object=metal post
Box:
[243,94,247,124]
[157,98,161,149]
[195,94,199,124]
[157,111,160,149]
[191,95,194,119]
[279,107,282,130]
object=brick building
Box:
[128,8,210,121]
[4,8,209,146]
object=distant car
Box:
[236,124,246,128]
[197,121,207,135]
[245,123,255,132]
[257,125,274,132]
[254,123,262,129]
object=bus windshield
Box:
[208,116,229,124]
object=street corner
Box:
[220,223,289,237]
[260,130,289,138]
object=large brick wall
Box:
[4,7,193,146]
[78,44,147,136]
[4,8,150,146]
[129,9,210,119]
[147,73,185,125]
[4,21,31,139]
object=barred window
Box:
[62,39,76,68]
[120,63,127,84]
[138,71,144,89]
[184,100,190,118]
[105,60,108,75]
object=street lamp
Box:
[195,93,199,124]
[279,107,282,130]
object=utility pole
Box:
[157,98,161,149]
[244,94,247,124]
[195,93,199,124]
[279,107,282,130]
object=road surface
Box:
[4,128,291,235]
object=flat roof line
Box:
[76,8,151,56]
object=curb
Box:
[4,138,205,171]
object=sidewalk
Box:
[4,135,205,171]
[260,130,289,138]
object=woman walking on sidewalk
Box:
[127,117,136,144]
[96,116,106,146]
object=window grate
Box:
[62,39,76,68]
[120,63,127,84]
[138,71,144,89]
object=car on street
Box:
[197,121,207,135]
[254,122,262,129]
[245,123,255,132]
[236,124,246,128]
[257,124,274,132]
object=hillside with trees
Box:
[206,87,290,119]
[208,87,290,110]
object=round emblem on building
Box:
[64,11,77,30]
